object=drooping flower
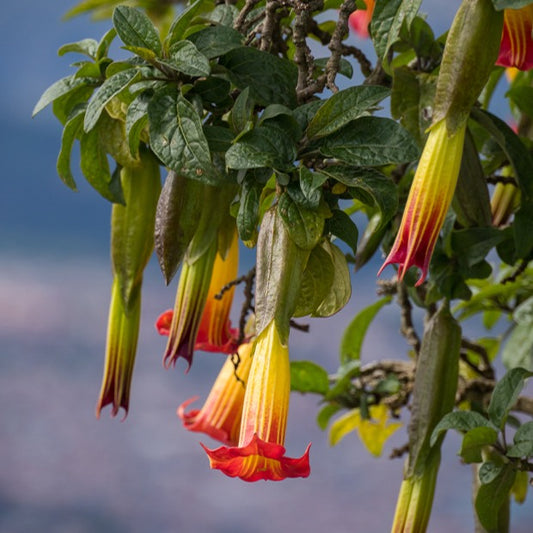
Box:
[496,5,533,71]
[178,342,254,445]
[202,320,311,482]
[378,119,466,285]
[348,0,375,39]
[158,228,240,362]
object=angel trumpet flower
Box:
[378,119,466,285]
[178,342,254,446]
[202,320,311,482]
[497,5,533,71]
[348,0,375,38]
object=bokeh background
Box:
[1,1,531,532]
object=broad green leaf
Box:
[293,244,334,318]
[79,127,124,203]
[300,166,328,206]
[502,322,533,372]
[515,296,533,325]
[165,0,215,48]
[471,108,533,200]
[230,87,254,133]
[314,57,353,78]
[220,46,298,107]
[52,85,95,125]
[290,360,330,395]
[514,200,533,259]
[371,0,423,63]
[190,77,233,110]
[278,193,324,250]
[206,3,239,25]
[58,38,98,58]
[307,85,390,139]
[57,112,84,191]
[237,174,263,243]
[475,463,516,532]
[315,241,351,317]
[339,296,391,364]
[165,41,211,77]
[96,28,117,60]
[488,367,533,429]
[294,100,323,131]
[33,75,96,117]
[203,125,234,153]
[430,411,493,447]
[113,6,162,56]
[318,117,420,166]
[148,88,220,184]
[84,68,140,132]
[507,86,533,118]
[479,461,504,485]
[507,421,533,458]
[187,25,243,59]
[226,125,297,171]
[329,404,402,457]
[317,404,342,430]
[459,427,499,463]
[491,0,533,9]
[318,166,398,225]
[451,227,506,267]
[326,209,358,256]
[126,92,150,157]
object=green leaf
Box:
[148,88,220,185]
[475,463,516,532]
[58,38,98,59]
[96,28,117,61]
[315,241,351,317]
[459,427,499,463]
[290,360,330,395]
[300,166,327,207]
[79,126,124,203]
[371,0,423,63]
[226,125,297,171]
[491,0,533,9]
[237,175,263,243]
[165,41,211,77]
[502,322,533,372]
[326,209,358,256]
[307,85,390,139]
[220,46,298,107]
[187,25,243,59]
[230,87,254,133]
[57,111,84,191]
[479,461,504,485]
[339,296,391,364]
[203,125,234,153]
[314,57,353,79]
[451,227,506,267]
[278,193,324,250]
[430,411,493,447]
[125,92,150,158]
[317,404,341,430]
[154,171,203,284]
[471,108,533,200]
[190,77,233,110]
[113,6,162,56]
[318,166,398,225]
[84,68,140,132]
[507,421,533,458]
[293,244,335,318]
[206,3,239,25]
[514,200,533,259]
[488,367,533,429]
[33,75,96,117]
[165,0,215,48]
[318,117,420,166]
[507,86,533,119]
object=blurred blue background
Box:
[1,2,531,532]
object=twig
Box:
[461,338,495,380]
[502,259,529,284]
[234,0,263,33]
[397,282,421,355]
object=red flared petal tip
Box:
[202,434,311,482]
[155,310,173,336]
[177,396,201,424]
[349,11,370,38]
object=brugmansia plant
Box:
[34,0,533,530]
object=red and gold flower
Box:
[348,0,375,39]
[178,342,254,445]
[496,5,533,71]
[379,119,466,286]
[202,320,311,482]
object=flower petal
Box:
[497,6,533,71]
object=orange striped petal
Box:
[379,120,466,285]
[497,6,533,70]
[177,342,254,445]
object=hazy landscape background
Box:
[1,1,531,532]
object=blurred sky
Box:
[1,2,531,533]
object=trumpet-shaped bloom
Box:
[96,278,141,418]
[202,320,311,482]
[178,342,254,445]
[491,180,520,226]
[497,6,533,71]
[348,0,375,39]
[379,120,466,285]
[158,229,240,360]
